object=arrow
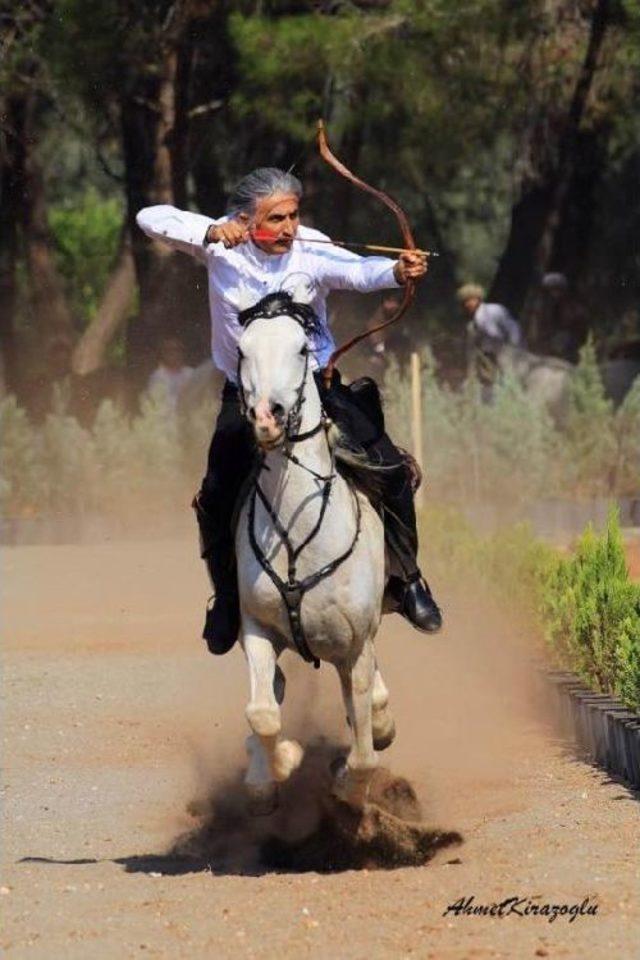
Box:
[250,231,439,257]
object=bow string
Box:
[317,119,417,386]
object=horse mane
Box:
[237,291,326,343]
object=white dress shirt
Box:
[471,302,523,347]
[136,205,401,382]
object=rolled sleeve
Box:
[312,246,401,293]
[136,205,224,264]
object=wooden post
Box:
[410,351,424,511]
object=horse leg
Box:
[333,639,378,808]
[372,662,396,752]
[243,624,303,813]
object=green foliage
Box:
[5,0,640,368]
[611,375,640,494]
[229,12,339,140]
[541,509,640,711]
[49,190,123,326]
[383,352,640,503]
[0,387,206,525]
[424,503,640,712]
[91,399,135,515]
[384,350,546,504]
[421,505,556,611]
[477,523,557,613]
[563,338,616,496]
[41,388,95,515]
[127,386,184,513]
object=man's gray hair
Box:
[227,167,303,215]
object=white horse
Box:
[495,343,574,421]
[234,293,395,812]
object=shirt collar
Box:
[245,238,292,271]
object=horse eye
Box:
[299,345,308,356]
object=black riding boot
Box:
[383,506,443,634]
[317,371,442,635]
[193,494,240,655]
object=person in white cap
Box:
[458,283,523,385]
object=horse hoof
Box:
[331,760,375,809]
[273,739,304,782]
[373,719,396,752]
[247,782,279,817]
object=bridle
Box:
[236,292,325,443]
[236,301,362,668]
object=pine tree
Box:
[564,337,615,496]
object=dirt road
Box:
[2,540,639,959]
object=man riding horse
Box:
[137,167,442,656]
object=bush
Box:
[385,349,560,504]
[92,399,135,517]
[0,396,48,516]
[384,344,639,503]
[610,375,640,495]
[563,338,616,497]
[541,508,640,711]
[41,389,95,515]
[128,386,185,515]
[422,504,640,712]
[421,505,556,610]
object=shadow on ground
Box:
[19,742,462,877]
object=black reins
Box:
[236,295,362,668]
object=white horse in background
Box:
[234,292,395,813]
[494,343,574,421]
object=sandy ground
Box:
[2,538,639,960]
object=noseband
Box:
[236,293,362,668]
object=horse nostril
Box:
[271,402,285,420]
[248,406,256,421]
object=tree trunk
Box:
[121,84,173,395]
[0,95,22,395]
[21,92,75,344]
[71,228,136,376]
[533,0,612,274]
[122,10,205,396]
[490,0,613,339]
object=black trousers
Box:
[196,372,419,580]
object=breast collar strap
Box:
[237,309,361,666]
[248,429,361,668]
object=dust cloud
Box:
[5,498,552,877]
[167,568,546,874]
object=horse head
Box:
[237,291,324,450]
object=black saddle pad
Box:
[317,372,386,449]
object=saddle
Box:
[333,375,422,495]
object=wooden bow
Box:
[317,119,417,387]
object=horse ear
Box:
[283,273,314,305]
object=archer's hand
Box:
[207,214,250,248]
[393,250,428,285]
